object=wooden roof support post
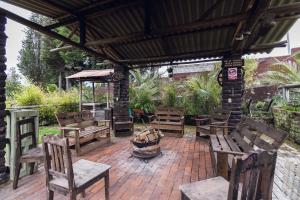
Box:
[107,82,110,108]
[92,82,95,104]
[221,56,244,127]
[79,81,83,112]
[0,14,9,184]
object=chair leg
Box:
[69,191,76,200]
[105,172,110,200]
[29,162,35,175]
[46,189,54,200]
[13,163,21,189]
[81,190,86,198]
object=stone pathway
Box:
[273,145,300,200]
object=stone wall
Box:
[0,14,8,183]
[273,107,300,144]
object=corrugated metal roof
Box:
[66,69,114,79]
[3,0,300,66]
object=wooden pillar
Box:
[0,14,9,184]
[92,82,95,103]
[106,82,109,108]
[221,58,244,127]
[79,81,82,111]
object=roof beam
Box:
[118,41,286,64]
[0,7,116,63]
[197,0,225,20]
[46,0,143,29]
[232,0,272,53]
[144,0,152,34]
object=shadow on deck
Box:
[0,135,214,200]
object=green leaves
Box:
[129,69,159,113]
[260,54,300,85]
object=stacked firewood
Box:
[131,128,163,157]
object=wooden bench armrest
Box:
[213,149,245,156]
[97,120,111,127]
[60,127,81,131]
[194,118,210,122]
[148,115,155,121]
[208,125,235,129]
[211,121,226,125]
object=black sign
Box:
[222,59,244,68]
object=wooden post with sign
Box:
[221,59,244,128]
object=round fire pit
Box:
[131,128,163,160]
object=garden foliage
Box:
[9,84,79,125]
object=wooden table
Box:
[210,134,245,179]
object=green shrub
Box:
[162,84,177,107]
[46,84,58,93]
[183,74,221,115]
[15,84,45,106]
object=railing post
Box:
[0,13,9,184]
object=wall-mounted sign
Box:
[228,67,237,80]
[223,59,244,68]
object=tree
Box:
[6,67,22,98]
[17,14,96,88]
[260,52,300,85]
[129,69,160,113]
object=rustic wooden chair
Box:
[194,109,231,136]
[180,150,277,200]
[42,135,111,200]
[13,117,43,189]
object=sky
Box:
[1,1,300,74]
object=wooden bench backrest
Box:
[16,117,37,156]
[42,135,75,191]
[231,117,288,152]
[211,109,231,122]
[56,111,95,128]
[228,150,277,200]
[155,107,183,122]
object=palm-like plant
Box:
[260,52,300,85]
[182,68,221,115]
[129,69,159,113]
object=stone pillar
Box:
[221,59,244,127]
[113,65,129,102]
[113,65,132,136]
[0,14,8,184]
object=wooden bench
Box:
[194,109,231,136]
[56,111,111,156]
[150,107,184,137]
[180,150,277,200]
[209,117,288,180]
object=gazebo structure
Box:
[66,69,114,116]
[0,0,300,186]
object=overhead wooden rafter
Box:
[117,41,286,64]
[45,0,143,29]
[231,0,272,54]
[0,7,117,63]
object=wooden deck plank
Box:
[0,135,213,200]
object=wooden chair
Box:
[180,150,277,200]
[112,102,134,136]
[42,135,111,200]
[194,109,231,136]
[13,117,43,189]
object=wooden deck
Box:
[0,135,214,200]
